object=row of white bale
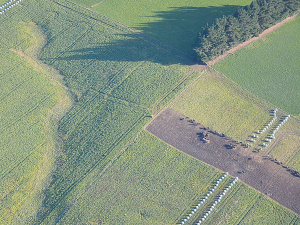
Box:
[195,177,238,225]
[258,108,278,135]
[0,0,21,15]
[181,172,238,225]
[263,115,290,146]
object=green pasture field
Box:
[170,69,270,143]
[1,0,300,224]
[0,0,205,223]
[0,12,69,224]
[213,15,300,117]
[205,183,299,224]
[70,0,253,55]
[270,135,300,171]
[45,131,299,224]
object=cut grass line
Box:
[153,69,204,115]
[90,0,105,8]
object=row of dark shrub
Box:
[194,0,300,62]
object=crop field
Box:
[69,0,253,55]
[0,12,66,224]
[213,15,300,117]
[43,131,299,224]
[170,69,270,143]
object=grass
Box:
[206,184,299,224]
[45,131,221,224]
[44,131,299,224]
[170,69,270,142]
[71,0,253,55]
[1,0,300,224]
[4,0,204,222]
[269,135,300,163]
[0,15,71,224]
[213,15,300,117]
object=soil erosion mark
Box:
[146,108,300,215]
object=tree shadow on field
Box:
[50,5,244,66]
[136,5,244,56]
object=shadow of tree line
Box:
[48,5,244,66]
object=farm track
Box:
[146,108,300,215]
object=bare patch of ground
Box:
[146,108,300,215]
[207,14,299,66]
[10,48,25,56]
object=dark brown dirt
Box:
[146,108,300,215]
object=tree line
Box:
[194,0,300,62]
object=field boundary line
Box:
[152,70,202,115]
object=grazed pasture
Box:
[213,15,300,117]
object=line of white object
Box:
[258,108,277,135]
[180,172,228,225]
[269,115,290,140]
[195,177,238,225]
[0,0,21,15]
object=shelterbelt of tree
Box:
[194,0,300,62]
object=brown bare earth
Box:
[146,108,300,215]
[207,14,299,66]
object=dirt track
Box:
[146,108,300,215]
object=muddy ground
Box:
[146,108,300,215]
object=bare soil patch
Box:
[207,14,299,66]
[146,108,300,215]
